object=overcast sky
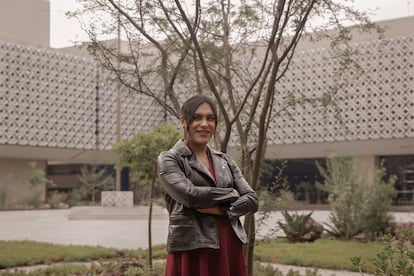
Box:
[50,0,413,48]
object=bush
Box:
[47,191,68,209]
[393,222,414,244]
[24,162,54,208]
[66,187,87,207]
[0,180,10,209]
[24,189,43,209]
[278,211,323,243]
[317,156,396,239]
[78,165,115,203]
[352,233,414,276]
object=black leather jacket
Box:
[157,140,259,252]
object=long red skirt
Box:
[164,219,247,276]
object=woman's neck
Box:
[185,141,207,155]
[186,142,210,169]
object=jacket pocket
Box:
[168,215,195,243]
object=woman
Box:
[157,95,259,276]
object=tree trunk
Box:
[239,145,257,276]
[148,161,157,270]
[244,213,256,276]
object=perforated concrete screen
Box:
[0,34,413,151]
[272,34,414,144]
[0,41,165,150]
[0,42,97,149]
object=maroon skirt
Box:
[164,219,247,276]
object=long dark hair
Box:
[180,95,218,126]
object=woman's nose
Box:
[200,117,209,125]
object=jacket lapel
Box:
[174,140,218,185]
[188,155,216,185]
[211,150,228,188]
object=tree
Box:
[114,122,181,270]
[70,1,380,274]
[113,123,180,205]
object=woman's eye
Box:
[193,115,215,122]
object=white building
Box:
[0,1,413,206]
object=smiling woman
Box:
[157,95,259,276]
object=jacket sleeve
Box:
[157,151,239,209]
[223,154,259,219]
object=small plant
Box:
[278,211,318,243]
[0,185,8,208]
[78,165,115,203]
[352,232,414,276]
[256,160,295,240]
[24,162,54,208]
[0,175,11,209]
[47,191,68,209]
[24,189,43,209]
[66,187,87,207]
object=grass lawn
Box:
[0,237,383,274]
[255,238,382,273]
[0,240,125,268]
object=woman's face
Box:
[182,102,216,148]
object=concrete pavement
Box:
[0,206,169,249]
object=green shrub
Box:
[0,178,10,209]
[78,165,115,203]
[66,187,88,207]
[374,232,414,275]
[24,162,54,208]
[278,211,313,242]
[317,156,396,239]
[352,232,414,276]
[47,191,67,209]
[23,189,43,209]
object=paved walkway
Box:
[1,207,413,275]
[0,207,169,249]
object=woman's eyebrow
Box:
[194,112,214,116]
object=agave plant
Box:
[278,210,315,243]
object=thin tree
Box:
[70,1,381,274]
[114,122,181,270]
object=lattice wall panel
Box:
[0,42,98,149]
[1,33,413,152]
[95,72,117,150]
[271,35,414,145]
[0,41,165,151]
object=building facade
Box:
[0,1,413,206]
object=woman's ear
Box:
[179,117,187,137]
[179,117,186,129]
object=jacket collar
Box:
[172,139,223,158]
[172,139,225,185]
[171,139,192,156]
